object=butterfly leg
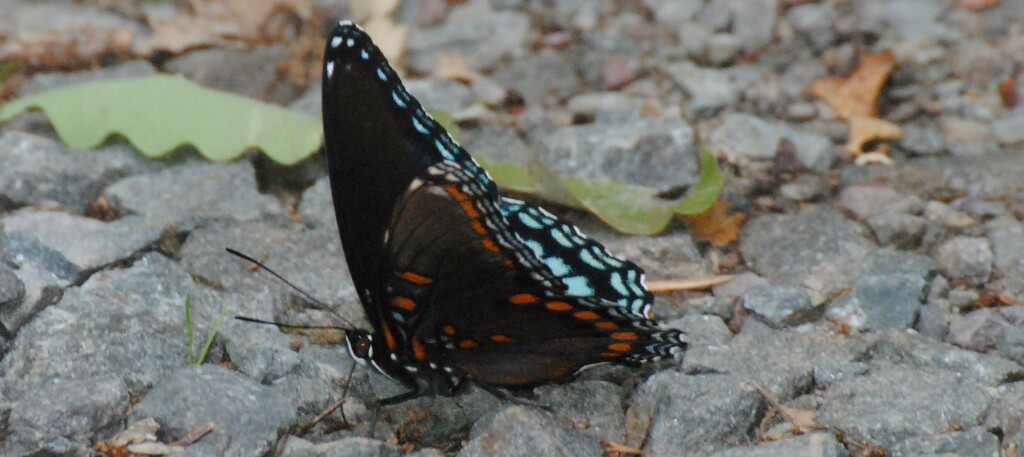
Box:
[366,388,423,439]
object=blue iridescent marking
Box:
[412,117,429,135]
[551,229,573,248]
[518,212,545,230]
[563,276,594,296]
[524,239,545,258]
[392,92,406,108]
[579,249,605,270]
[434,140,455,160]
[609,272,629,296]
[543,256,571,276]
[377,68,387,81]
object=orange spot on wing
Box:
[509,293,537,305]
[380,319,398,351]
[445,184,468,201]
[608,343,632,352]
[595,321,618,330]
[470,220,487,235]
[573,311,601,320]
[545,301,573,311]
[601,352,623,358]
[611,332,638,340]
[443,325,457,336]
[481,237,500,252]
[460,200,480,218]
[549,364,572,378]
[391,297,416,311]
[400,271,433,285]
[490,334,515,342]
[412,337,426,361]
[458,339,478,349]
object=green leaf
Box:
[0,74,322,165]
[184,294,194,366]
[556,149,723,235]
[196,304,228,366]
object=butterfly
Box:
[321,21,686,405]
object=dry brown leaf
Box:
[998,72,1019,108]
[844,115,902,155]
[601,440,643,457]
[959,0,1001,10]
[682,199,746,247]
[137,0,313,55]
[434,53,480,83]
[363,18,409,66]
[1,26,133,71]
[647,275,736,293]
[809,49,896,119]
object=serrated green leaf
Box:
[0,74,322,165]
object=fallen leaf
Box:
[137,0,313,55]
[647,275,736,293]
[601,440,643,457]
[809,50,896,119]
[682,199,745,247]
[853,151,895,166]
[998,72,1018,108]
[434,53,480,83]
[844,115,902,155]
[959,0,1001,10]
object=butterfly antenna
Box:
[224,248,352,325]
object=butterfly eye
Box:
[345,332,373,364]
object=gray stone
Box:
[164,45,300,105]
[643,0,701,24]
[916,303,951,341]
[534,381,625,442]
[298,176,335,230]
[899,122,946,155]
[934,236,993,284]
[707,33,742,65]
[924,200,976,228]
[709,114,834,172]
[0,254,191,396]
[740,206,874,304]
[535,117,698,192]
[667,313,733,346]
[863,248,934,280]
[0,131,155,212]
[741,284,815,327]
[5,377,127,457]
[867,329,1022,386]
[0,262,24,311]
[460,122,535,168]
[786,3,838,50]
[566,92,645,121]
[826,273,926,332]
[289,84,321,117]
[838,185,913,219]
[458,406,603,457]
[985,382,1024,450]
[1,210,163,284]
[406,6,530,73]
[948,308,1009,352]
[889,427,1000,457]
[866,0,961,44]
[17,60,157,97]
[130,365,296,457]
[707,432,849,457]
[666,61,738,118]
[279,436,403,457]
[778,174,824,202]
[730,0,779,51]
[404,78,476,115]
[987,216,1024,279]
[1001,326,1024,367]
[102,161,284,231]
[626,372,764,457]
[684,320,867,399]
[994,116,1024,146]
[868,213,928,249]
[712,271,770,302]
[489,49,580,106]
[817,365,992,450]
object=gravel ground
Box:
[2,0,1024,456]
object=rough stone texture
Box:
[666,61,738,118]
[626,372,764,457]
[280,436,403,457]
[0,254,191,396]
[826,273,927,332]
[867,213,928,249]
[709,113,834,172]
[458,406,604,457]
[0,131,156,212]
[164,45,300,104]
[933,236,993,284]
[740,206,875,304]
[887,427,1001,457]
[535,117,698,192]
[707,432,849,457]
[4,377,127,457]
[817,364,992,450]
[1,210,163,284]
[741,284,816,327]
[102,161,283,231]
[667,313,733,346]
[987,216,1024,299]
[866,329,1022,387]
[684,320,868,400]
[534,381,625,442]
[838,185,916,219]
[947,308,1010,352]
[985,382,1024,450]
[406,5,530,73]
[130,365,296,457]
[0,262,24,311]
[298,176,336,230]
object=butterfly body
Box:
[321,21,685,403]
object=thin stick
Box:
[646,275,735,293]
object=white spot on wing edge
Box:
[325,61,334,78]
[330,36,342,48]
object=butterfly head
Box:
[344,329,374,366]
